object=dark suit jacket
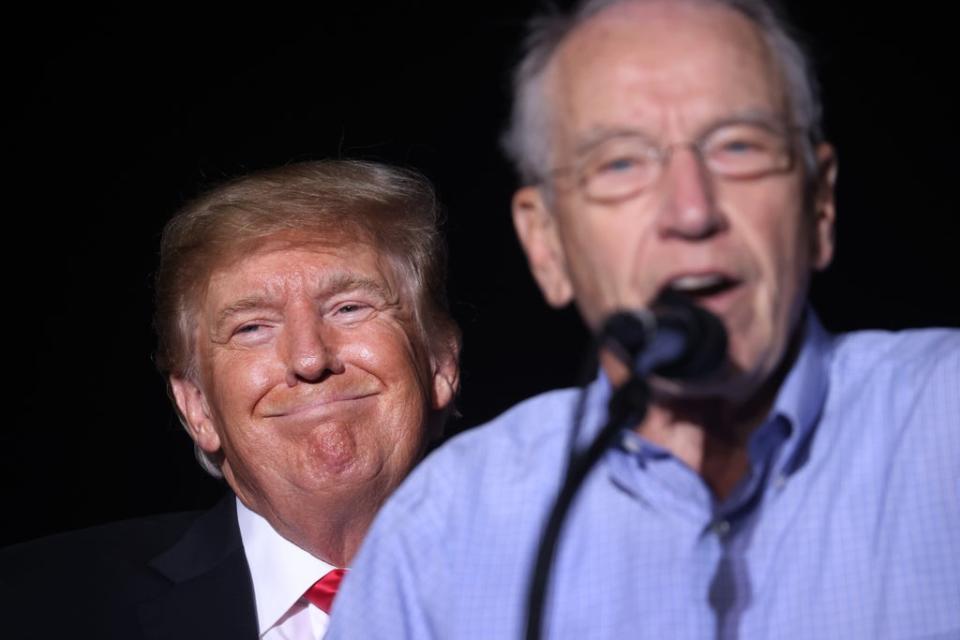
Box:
[0,494,259,639]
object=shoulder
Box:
[0,497,257,639]
[0,510,201,581]
[820,327,960,463]
[0,511,206,637]
[356,385,584,555]
[445,386,584,461]
[400,387,581,508]
[827,327,959,411]
[830,326,959,377]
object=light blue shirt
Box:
[329,315,960,639]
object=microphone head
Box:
[649,291,727,379]
[600,291,727,380]
[600,309,655,364]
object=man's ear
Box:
[169,376,222,454]
[811,143,837,271]
[512,186,574,307]
[430,333,461,413]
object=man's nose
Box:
[655,145,725,239]
[282,316,345,385]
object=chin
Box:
[650,368,731,402]
[648,350,766,404]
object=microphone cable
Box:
[524,355,651,640]
[524,293,726,640]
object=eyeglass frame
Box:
[541,118,809,204]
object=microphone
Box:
[600,291,728,381]
[525,294,726,640]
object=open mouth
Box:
[661,273,740,302]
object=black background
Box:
[3,1,957,547]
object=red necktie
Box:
[303,568,347,614]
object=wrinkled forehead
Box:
[546,1,788,151]
[184,231,416,338]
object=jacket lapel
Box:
[138,495,259,640]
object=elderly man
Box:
[0,160,460,639]
[328,1,960,638]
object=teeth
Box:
[668,274,726,291]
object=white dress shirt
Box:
[236,498,338,640]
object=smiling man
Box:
[328,1,960,638]
[0,160,459,640]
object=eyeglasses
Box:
[549,121,802,204]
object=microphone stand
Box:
[524,376,651,640]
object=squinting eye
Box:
[331,301,377,323]
[335,303,368,315]
[721,140,763,154]
[236,324,263,334]
[596,155,648,175]
[605,157,636,171]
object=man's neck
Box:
[606,330,802,501]
[637,398,763,500]
[267,503,376,568]
[229,479,383,567]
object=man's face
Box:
[513,0,835,402]
[171,235,456,527]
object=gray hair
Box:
[502,0,823,185]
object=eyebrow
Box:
[213,272,394,330]
[573,126,653,156]
[573,109,788,155]
[321,272,394,302]
[214,295,276,330]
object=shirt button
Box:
[622,435,641,453]
[712,520,731,537]
[773,474,787,490]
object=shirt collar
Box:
[600,308,833,487]
[762,309,832,478]
[236,497,336,636]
